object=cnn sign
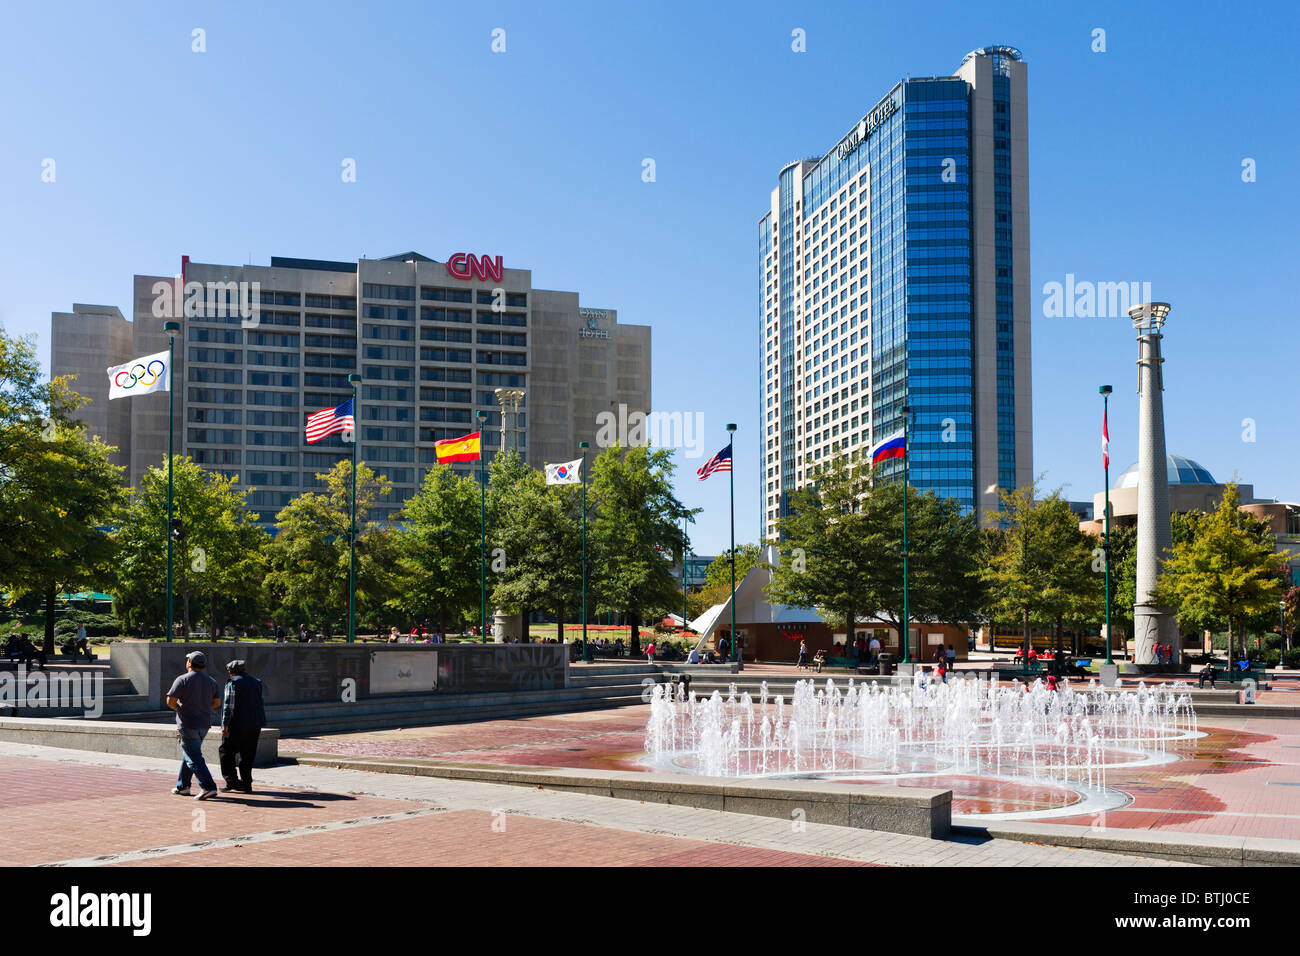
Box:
[447,253,503,282]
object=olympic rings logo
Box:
[113,359,166,390]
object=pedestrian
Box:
[869,634,881,665]
[219,659,266,794]
[645,641,656,663]
[936,659,947,683]
[165,651,221,800]
[946,643,956,672]
[274,623,286,643]
[797,639,808,671]
[298,623,308,643]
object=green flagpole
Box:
[347,373,361,643]
[901,405,911,664]
[1101,385,1113,665]
[579,441,590,663]
[163,321,180,642]
[726,424,737,663]
[477,410,487,642]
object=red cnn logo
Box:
[447,253,503,282]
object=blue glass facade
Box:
[761,49,1025,533]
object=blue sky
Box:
[2,0,1296,554]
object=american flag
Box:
[697,443,732,481]
[305,398,354,443]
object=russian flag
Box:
[869,429,906,464]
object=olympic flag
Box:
[107,350,170,400]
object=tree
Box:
[112,456,266,638]
[767,454,877,647]
[1154,482,1291,664]
[10,422,124,654]
[488,451,583,640]
[0,331,125,652]
[861,479,985,652]
[264,460,395,636]
[980,486,1102,662]
[590,445,693,652]
[393,465,480,635]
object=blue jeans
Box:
[177,727,217,792]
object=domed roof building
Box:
[1114,454,1217,490]
[1093,453,1251,528]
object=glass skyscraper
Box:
[759,46,1032,537]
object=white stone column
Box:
[1131,303,1180,667]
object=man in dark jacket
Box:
[218,659,267,793]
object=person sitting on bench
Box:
[813,649,827,673]
[1199,664,1217,689]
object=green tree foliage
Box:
[488,450,583,640]
[590,445,693,649]
[1154,482,1290,663]
[264,460,395,636]
[768,454,983,651]
[0,331,125,651]
[13,422,124,653]
[981,486,1103,656]
[767,454,877,643]
[112,456,265,638]
[393,464,481,634]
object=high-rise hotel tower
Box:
[759,46,1032,537]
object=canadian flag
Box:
[1102,409,1110,470]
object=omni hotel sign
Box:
[836,94,899,161]
[578,308,610,339]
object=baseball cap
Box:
[186,651,206,667]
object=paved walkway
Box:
[0,741,1182,867]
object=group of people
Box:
[386,624,445,644]
[1153,643,1176,666]
[165,651,267,799]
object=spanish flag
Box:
[435,430,482,463]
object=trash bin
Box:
[878,653,895,676]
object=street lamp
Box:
[346,372,361,644]
[477,408,488,643]
[726,422,738,664]
[579,440,590,662]
[163,320,180,643]
[1100,385,1113,665]
[900,403,912,664]
[1280,600,1288,669]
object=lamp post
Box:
[1280,600,1288,668]
[477,409,488,643]
[726,423,738,664]
[346,373,361,643]
[900,404,912,664]
[163,320,180,642]
[1101,385,1113,665]
[682,515,692,637]
[579,440,590,663]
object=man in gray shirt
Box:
[166,651,221,799]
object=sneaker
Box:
[195,789,218,801]
[221,782,242,792]
[171,786,191,796]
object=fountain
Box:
[643,674,1198,801]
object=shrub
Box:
[1284,648,1300,669]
